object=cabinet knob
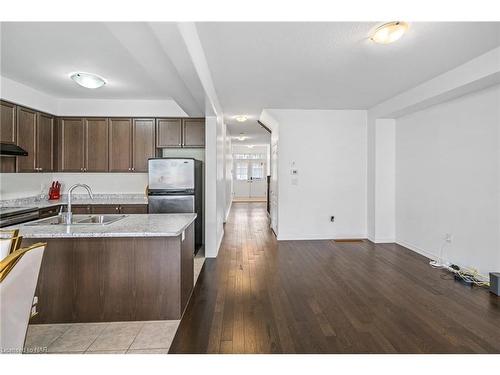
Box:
[132,167,135,171]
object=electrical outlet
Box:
[445,233,452,243]
[330,216,335,222]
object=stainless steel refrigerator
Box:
[148,158,203,250]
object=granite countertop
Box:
[8,213,196,239]
[0,194,149,210]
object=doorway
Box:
[232,150,267,202]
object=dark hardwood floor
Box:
[169,202,500,353]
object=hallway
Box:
[169,203,500,354]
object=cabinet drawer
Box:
[68,205,92,214]
[91,205,121,214]
[39,206,60,219]
[119,204,148,214]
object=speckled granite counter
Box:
[0,194,148,209]
[10,213,196,238]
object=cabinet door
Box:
[0,101,17,172]
[91,205,120,214]
[85,118,109,172]
[182,119,205,147]
[120,204,148,214]
[16,107,37,172]
[36,113,54,172]
[0,101,16,144]
[59,118,85,172]
[109,118,132,172]
[132,118,155,172]
[156,118,182,148]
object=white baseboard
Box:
[224,201,232,223]
[232,197,267,202]
[277,233,366,241]
[396,239,439,261]
[368,237,396,244]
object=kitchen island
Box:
[12,213,196,324]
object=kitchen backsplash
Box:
[0,172,148,201]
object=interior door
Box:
[249,160,267,199]
[233,160,251,199]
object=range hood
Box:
[0,143,28,156]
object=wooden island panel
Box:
[27,222,194,324]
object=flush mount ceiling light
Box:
[236,133,247,141]
[371,22,408,44]
[233,115,248,123]
[70,72,106,89]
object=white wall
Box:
[1,75,188,117]
[0,76,58,114]
[367,118,396,243]
[224,129,233,221]
[203,114,228,257]
[396,85,500,276]
[57,98,187,117]
[268,109,367,240]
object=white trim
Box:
[277,234,366,241]
[396,239,439,261]
[232,197,266,202]
[369,237,396,244]
[224,201,232,223]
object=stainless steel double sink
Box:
[25,215,127,226]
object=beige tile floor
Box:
[24,255,205,355]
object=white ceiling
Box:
[196,22,500,128]
[229,121,270,146]
[0,22,205,115]
[2,22,499,144]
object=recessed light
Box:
[236,133,247,141]
[234,115,248,123]
[70,72,106,89]
[371,22,408,44]
[247,145,254,149]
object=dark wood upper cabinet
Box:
[3,98,205,174]
[109,118,132,172]
[36,113,54,172]
[58,118,85,172]
[156,118,182,148]
[85,118,109,172]
[1,101,16,144]
[183,119,205,147]
[16,107,37,172]
[0,101,17,172]
[133,118,155,172]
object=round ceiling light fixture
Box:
[70,72,106,89]
[233,115,249,123]
[371,22,408,44]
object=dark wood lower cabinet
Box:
[59,204,148,214]
[27,222,194,323]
